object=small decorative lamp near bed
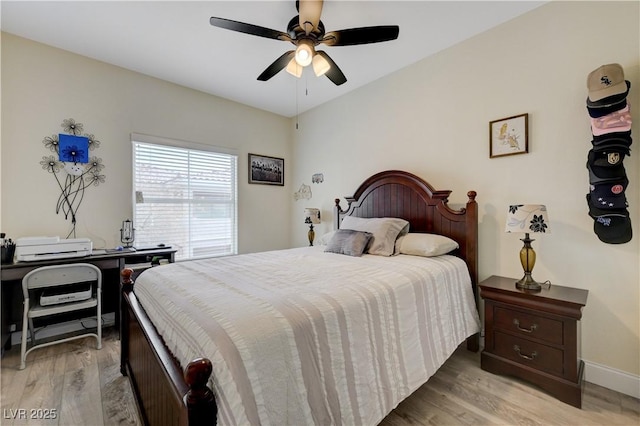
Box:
[120,219,135,248]
[505,204,550,291]
[304,208,321,246]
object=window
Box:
[132,134,237,261]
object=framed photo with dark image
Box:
[489,113,529,158]
[248,153,284,186]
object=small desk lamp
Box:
[505,205,550,291]
[120,219,135,248]
[304,208,321,246]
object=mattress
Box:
[134,246,480,425]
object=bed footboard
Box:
[121,269,217,425]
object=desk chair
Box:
[20,263,102,370]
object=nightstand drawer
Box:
[495,306,563,345]
[494,331,564,376]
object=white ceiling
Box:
[1,1,545,117]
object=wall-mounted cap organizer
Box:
[585,63,632,244]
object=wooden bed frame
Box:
[120,169,478,426]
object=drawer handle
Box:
[513,345,537,361]
[513,318,537,333]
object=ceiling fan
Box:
[209,0,399,86]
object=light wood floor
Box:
[1,327,638,425]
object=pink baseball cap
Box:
[590,104,632,136]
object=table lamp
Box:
[505,205,550,291]
[120,219,135,248]
[304,208,321,246]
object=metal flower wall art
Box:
[40,118,106,237]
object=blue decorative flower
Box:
[60,144,86,163]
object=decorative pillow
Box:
[339,216,409,256]
[324,230,373,257]
[395,233,459,257]
[319,230,337,246]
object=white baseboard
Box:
[584,359,640,399]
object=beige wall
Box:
[291,1,640,380]
[1,33,292,254]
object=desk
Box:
[1,247,176,354]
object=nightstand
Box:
[480,275,588,408]
[124,247,177,281]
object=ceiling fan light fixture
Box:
[312,53,330,77]
[285,58,303,78]
[294,40,314,67]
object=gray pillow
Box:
[324,229,373,257]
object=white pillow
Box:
[319,231,337,246]
[395,233,459,257]
[340,216,409,256]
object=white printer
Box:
[15,236,92,262]
[39,281,93,306]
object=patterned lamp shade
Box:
[505,205,550,234]
[304,208,321,225]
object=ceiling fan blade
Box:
[298,0,323,35]
[322,26,399,46]
[210,17,291,42]
[316,51,347,86]
[257,51,296,81]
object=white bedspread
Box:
[134,246,480,426]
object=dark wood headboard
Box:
[334,170,479,339]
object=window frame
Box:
[131,133,238,260]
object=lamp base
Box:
[308,224,315,247]
[516,273,542,291]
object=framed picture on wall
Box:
[489,113,529,158]
[248,153,284,186]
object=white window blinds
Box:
[132,137,237,261]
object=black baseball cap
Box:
[591,130,632,149]
[586,149,626,183]
[587,194,632,244]
[589,177,629,209]
[587,98,627,118]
